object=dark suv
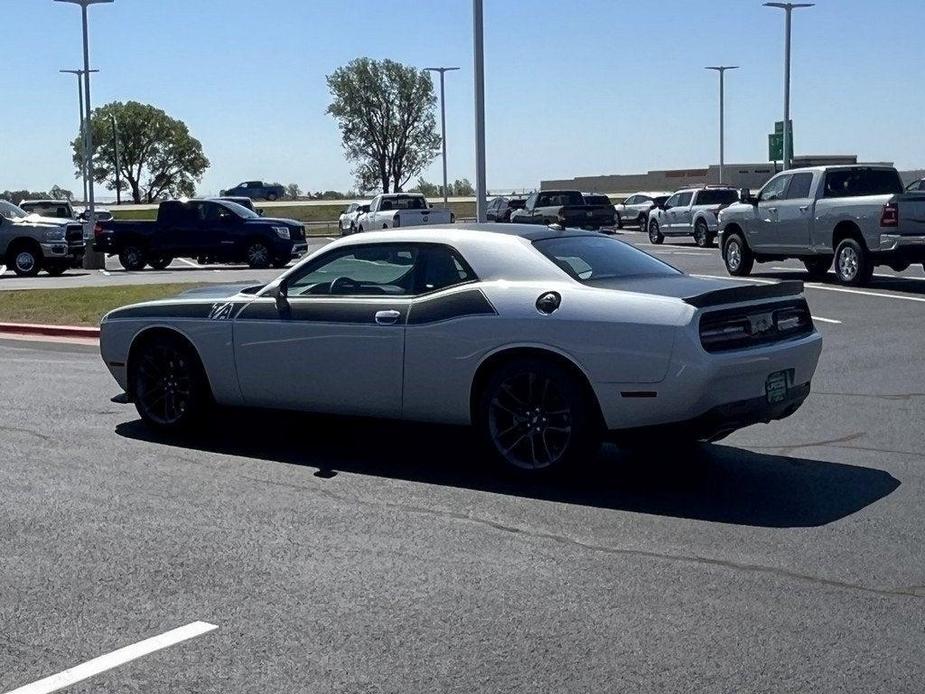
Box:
[487,196,527,222]
[220,181,286,201]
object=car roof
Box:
[628,191,672,197]
[330,223,602,244]
[19,199,69,205]
[778,164,897,175]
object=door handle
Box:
[375,309,402,325]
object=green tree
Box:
[285,183,303,200]
[452,178,474,196]
[327,58,441,194]
[72,101,209,204]
[50,185,74,201]
[412,177,440,197]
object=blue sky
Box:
[2,0,924,198]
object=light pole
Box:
[425,67,460,207]
[60,68,98,204]
[705,66,738,185]
[764,2,813,171]
[56,0,113,269]
[109,113,121,205]
[472,0,487,222]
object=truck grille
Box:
[700,299,813,353]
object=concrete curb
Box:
[0,322,100,339]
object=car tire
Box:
[648,220,664,245]
[147,255,173,271]
[723,233,754,276]
[130,333,210,432]
[44,261,68,277]
[266,193,278,202]
[615,213,623,229]
[834,238,873,286]
[8,243,42,277]
[476,357,602,475]
[637,214,648,230]
[245,240,271,269]
[119,245,147,271]
[802,257,832,279]
[694,219,714,248]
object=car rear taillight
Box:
[94,223,104,237]
[880,202,899,227]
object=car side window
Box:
[676,192,693,206]
[664,194,681,208]
[287,244,420,297]
[785,173,814,200]
[536,193,553,207]
[759,175,791,202]
[204,203,234,222]
[624,196,637,206]
[524,193,538,209]
[419,246,476,293]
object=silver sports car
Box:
[100,224,822,473]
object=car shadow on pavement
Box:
[116,411,899,529]
[755,270,925,296]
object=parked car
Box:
[213,196,263,215]
[339,202,370,235]
[509,190,616,230]
[487,196,527,223]
[613,192,672,230]
[905,178,925,192]
[648,186,740,247]
[219,181,286,202]
[100,224,821,475]
[21,200,114,223]
[581,193,617,229]
[94,198,307,271]
[718,165,925,285]
[0,200,84,276]
[356,193,453,232]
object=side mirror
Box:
[273,282,290,314]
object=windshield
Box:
[697,189,739,205]
[534,235,681,282]
[0,200,28,219]
[217,200,259,219]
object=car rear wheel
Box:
[9,245,42,277]
[119,245,147,271]
[834,238,873,286]
[614,213,623,229]
[266,193,278,202]
[147,255,173,270]
[648,220,664,245]
[637,214,648,230]
[723,233,754,276]
[477,358,601,475]
[130,333,210,432]
[245,240,271,269]
[694,219,714,248]
[802,257,832,279]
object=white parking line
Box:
[177,258,200,268]
[770,266,925,282]
[804,283,925,303]
[811,316,842,324]
[4,621,217,694]
[652,250,714,257]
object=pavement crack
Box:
[0,425,50,441]
[815,390,925,401]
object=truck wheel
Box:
[723,233,754,276]
[694,219,715,248]
[45,261,68,277]
[9,243,42,277]
[147,255,173,271]
[245,240,271,269]
[266,192,278,202]
[119,245,147,271]
[477,357,601,475]
[648,220,664,245]
[834,238,873,286]
[614,213,623,229]
[802,257,832,279]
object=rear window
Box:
[823,169,903,198]
[583,195,611,206]
[534,236,680,282]
[696,189,739,205]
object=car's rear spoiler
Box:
[685,280,805,308]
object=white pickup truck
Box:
[356,193,454,232]
[718,165,925,285]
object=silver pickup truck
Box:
[718,165,925,285]
[356,193,454,232]
[1,200,85,276]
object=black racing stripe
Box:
[407,289,497,325]
[107,302,216,320]
[237,299,409,324]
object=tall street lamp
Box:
[764,2,813,171]
[705,66,738,185]
[472,0,487,222]
[425,67,460,207]
[60,68,98,203]
[56,0,113,269]
[109,113,121,205]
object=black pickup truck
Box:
[94,199,308,270]
[509,190,616,230]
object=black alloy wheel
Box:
[648,220,664,245]
[246,241,271,269]
[131,335,209,431]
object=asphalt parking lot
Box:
[1,231,923,692]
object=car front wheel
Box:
[723,233,754,276]
[648,220,664,245]
[477,358,601,475]
[245,241,271,269]
[10,245,42,277]
[130,333,210,432]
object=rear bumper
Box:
[874,234,925,263]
